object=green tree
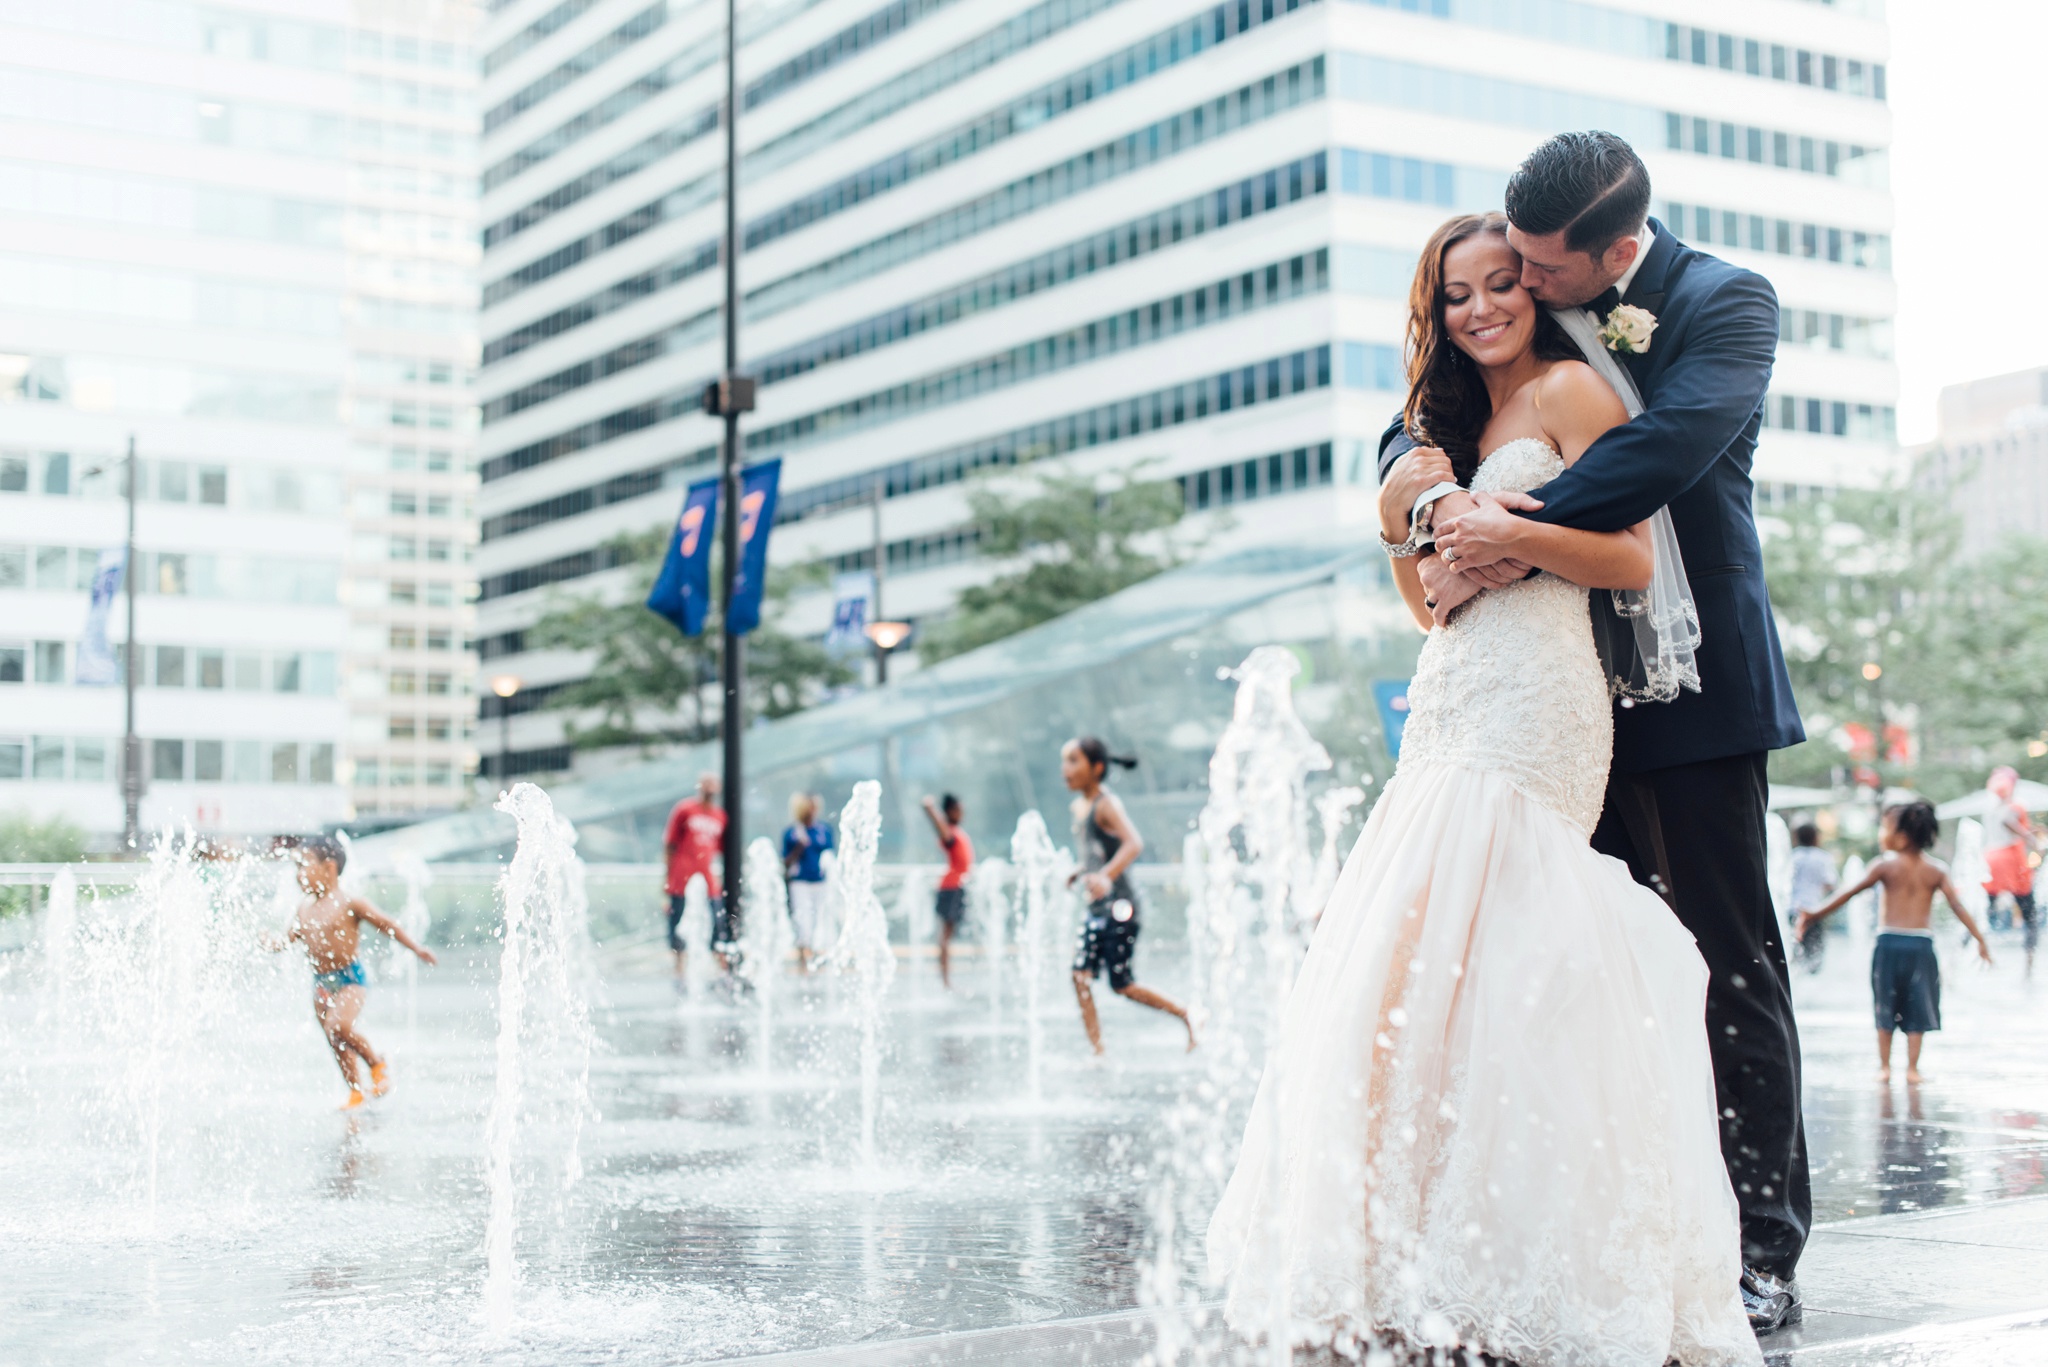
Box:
[917,465,1191,662]
[1763,479,2048,800]
[0,811,88,917]
[525,530,854,752]
[1762,483,1952,791]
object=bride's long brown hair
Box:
[1402,212,1578,485]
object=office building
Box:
[0,2,354,839]
[1919,365,2048,547]
[341,0,485,823]
[473,0,1898,780]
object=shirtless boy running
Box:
[1799,801,1992,1084]
[273,835,438,1109]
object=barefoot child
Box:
[1061,737,1195,1055]
[274,836,438,1108]
[920,793,972,989]
[1799,801,1992,1084]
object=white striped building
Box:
[472,0,1897,779]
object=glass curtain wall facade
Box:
[342,0,486,823]
[471,0,1895,782]
[0,1,354,841]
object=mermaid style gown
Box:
[1206,439,1762,1367]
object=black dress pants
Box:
[1592,750,1811,1281]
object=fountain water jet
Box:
[741,836,794,1074]
[971,856,1011,1022]
[1009,813,1060,1103]
[1145,646,1332,1363]
[826,780,893,1167]
[482,783,596,1336]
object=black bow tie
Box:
[1588,286,1623,317]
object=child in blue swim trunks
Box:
[1800,802,1992,1085]
[272,836,438,1109]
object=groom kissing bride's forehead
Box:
[1374,131,1812,1336]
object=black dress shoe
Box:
[1740,1267,1802,1333]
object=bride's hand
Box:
[1436,491,1544,569]
[1417,553,1479,626]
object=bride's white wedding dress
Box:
[1206,439,1762,1366]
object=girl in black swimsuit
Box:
[1062,736,1197,1055]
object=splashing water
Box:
[679,874,716,989]
[1009,813,1061,1104]
[895,864,932,961]
[1147,646,1332,1363]
[482,783,597,1337]
[1307,786,1366,924]
[971,856,1011,1023]
[394,850,434,1034]
[826,780,893,1167]
[741,836,794,1073]
[36,867,78,1024]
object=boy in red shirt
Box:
[921,793,973,988]
[665,772,731,977]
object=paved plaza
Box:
[7,917,2048,1365]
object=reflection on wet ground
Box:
[5,925,2048,1365]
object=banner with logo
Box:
[75,548,126,685]
[825,570,874,654]
[726,458,781,636]
[645,476,720,636]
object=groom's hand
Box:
[1378,447,1456,541]
[1417,553,1480,626]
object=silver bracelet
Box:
[1378,527,1428,558]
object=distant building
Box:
[340,1,485,825]
[471,0,1900,782]
[0,2,485,844]
[0,4,354,841]
[1921,365,2048,546]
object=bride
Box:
[1205,213,1761,1366]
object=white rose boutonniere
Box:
[1599,303,1658,355]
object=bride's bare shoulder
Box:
[1537,361,1628,458]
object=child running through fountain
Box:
[1062,737,1196,1055]
[272,835,438,1109]
[1799,801,1992,1084]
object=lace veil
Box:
[1547,307,1703,704]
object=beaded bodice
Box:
[1395,439,1611,835]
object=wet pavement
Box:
[6,919,2048,1365]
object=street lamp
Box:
[864,620,912,682]
[84,437,141,848]
[490,674,521,791]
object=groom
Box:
[1378,131,1810,1332]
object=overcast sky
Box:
[1888,0,2047,441]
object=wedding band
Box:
[1425,597,1438,609]
[1443,548,1459,563]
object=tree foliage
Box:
[525,530,854,752]
[917,465,1191,662]
[1764,480,2048,798]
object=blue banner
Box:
[727,458,781,636]
[1372,678,1412,759]
[646,477,720,636]
[825,570,873,654]
[75,548,126,685]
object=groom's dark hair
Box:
[1505,132,1650,258]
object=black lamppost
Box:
[85,437,143,848]
[703,0,756,920]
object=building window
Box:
[356,759,380,786]
[74,738,106,781]
[309,743,334,783]
[0,740,21,779]
[390,580,418,604]
[32,737,64,780]
[35,641,65,684]
[153,738,185,782]
[0,646,24,682]
[426,627,452,651]
[233,652,264,690]
[155,645,185,687]
[390,670,417,694]
[426,716,452,741]
[232,739,263,783]
[390,625,418,650]
[390,716,417,739]
[194,739,224,782]
[197,649,225,689]
[271,742,299,783]
[426,672,451,695]
[426,761,453,786]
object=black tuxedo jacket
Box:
[1379,219,1805,775]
